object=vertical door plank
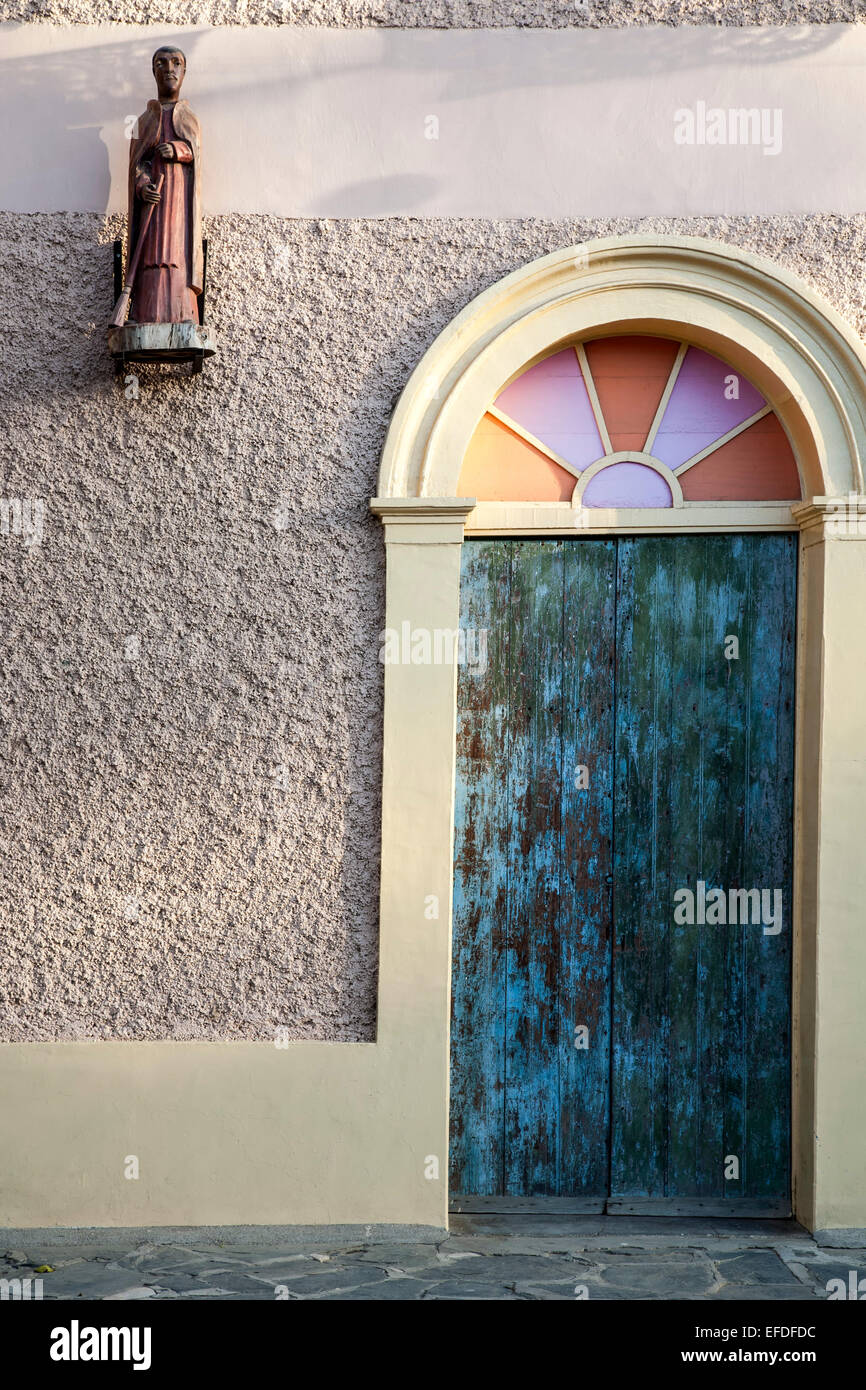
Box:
[685,535,748,1200]
[559,540,616,1194]
[662,537,707,1198]
[450,540,510,1194]
[612,534,795,1204]
[740,534,795,1201]
[504,541,564,1194]
[612,537,676,1196]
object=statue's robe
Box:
[127,99,203,324]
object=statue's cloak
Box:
[127,99,203,295]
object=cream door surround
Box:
[372,235,866,1235]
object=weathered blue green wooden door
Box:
[450,535,795,1213]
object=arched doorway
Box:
[450,333,798,1214]
[371,235,866,1235]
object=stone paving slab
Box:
[421,1280,524,1300]
[268,1266,389,1297]
[713,1250,800,1284]
[324,1279,430,1301]
[139,1272,205,1293]
[592,1263,717,1296]
[29,1262,153,1300]
[514,1281,580,1300]
[710,1284,822,1301]
[2,1217,863,1300]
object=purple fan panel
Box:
[652,347,765,471]
[582,462,673,508]
[494,349,604,471]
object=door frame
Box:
[371,235,866,1236]
[449,532,798,1218]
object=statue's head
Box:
[152,46,186,100]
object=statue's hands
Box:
[141,181,162,204]
[157,143,176,161]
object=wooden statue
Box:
[125,47,202,323]
[109,46,215,371]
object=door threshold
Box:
[450,1196,605,1215]
[450,1195,792,1218]
[607,1198,791,1218]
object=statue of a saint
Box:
[126,46,203,324]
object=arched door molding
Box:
[377,234,866,506]
[371,236,866,1238]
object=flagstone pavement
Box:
[2,1216,863,1301]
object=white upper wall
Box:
[2,22,866,217]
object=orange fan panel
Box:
[679,413,801,500]
[583,336,682,454]
[457,414,576,502]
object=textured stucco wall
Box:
[1,2,864,27]
[2,210,866,1042]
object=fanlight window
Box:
[458,336,801,507]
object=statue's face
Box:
[153,49,185,100]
